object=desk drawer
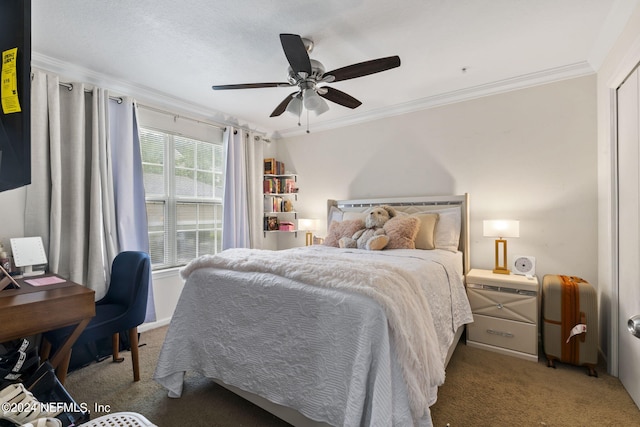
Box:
[467,314,537,355]
[467,287,536,324]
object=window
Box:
[138,112,224,270]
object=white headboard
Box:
[327,194,470,274]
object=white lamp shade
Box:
[311,97,329,116]
[483,220,520,238]
[302,88,321,110]
[302,89,330,116]
[298,218,317,231]
[285,95,302,116]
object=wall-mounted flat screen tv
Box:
[0,0,31,192]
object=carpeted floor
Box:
[62,326,639,426]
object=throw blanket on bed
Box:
[181,247,445,419]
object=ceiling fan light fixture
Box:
[285,95,303,116]
[312,97,329,116]
[303,88,323,111]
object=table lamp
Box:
[298,218,318,246]
[483,220,519,274]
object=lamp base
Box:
[493,239,510,275]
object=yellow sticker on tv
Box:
[1,47,22,114]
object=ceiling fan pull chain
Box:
[306,110,310,134]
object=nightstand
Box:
[465,268,539,362]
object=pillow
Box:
[328,206,344,226]
[383,216,420,249]
[327,206,367,224]
[323,219,365,247]
[411,212,439,250]
[342,211,367,222]
[430,207,461,252]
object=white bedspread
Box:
[154,246,473,427]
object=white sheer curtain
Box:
[26,70,155,320]
[110,102,155,322]
[222,127,264,249]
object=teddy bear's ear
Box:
[383,205,397,218]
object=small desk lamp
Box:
[298,218,318,246]
[483,220,519,275]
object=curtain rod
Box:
[137,103,225,131]
[137,104,269,141]
[58,82,123,104]
[56,82,270,141]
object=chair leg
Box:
[39,337,71,385]
[129,327,140,382]
[57,349,72,385]
[40,338,52,361]
[112,333,124,363]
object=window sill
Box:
[151,266,182,279]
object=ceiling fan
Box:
[212,33,401,118]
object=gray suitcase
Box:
[542,275,598,376]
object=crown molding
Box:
[274,61,596,139]
[587,0,640,71]
[31,52,265,134]
[32,52,594,141]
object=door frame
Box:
[608,38,640,377]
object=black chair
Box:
[42,251,151,382]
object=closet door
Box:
[617,65,640,409]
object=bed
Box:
[154,194,473,427]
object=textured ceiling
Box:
[31,0,637,138]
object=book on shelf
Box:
[263,178,274,194]
[264,196,294,213]
[284,178,296,193]
[264,158,276,175]
[263,177,297,194]
[263,158,288,176]
[265,216,279,231]
[263,195,279,212]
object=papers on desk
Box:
[25,276,67,286]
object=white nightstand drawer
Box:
[467,314,537,355]
[467,287,537,324]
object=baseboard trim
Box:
[139,318,171,333]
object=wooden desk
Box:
[0,277,95,383]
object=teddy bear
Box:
[338,205,397,250]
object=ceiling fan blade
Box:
[212,82,290,90]
[280,34,312,75]
[270,92,299,117]
[318,87,362,109]
[325,55,400,82]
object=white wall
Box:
[0,187,26,247]
[139,269,185,332]
[277,76,598,287]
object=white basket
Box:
[79,412,157,427]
